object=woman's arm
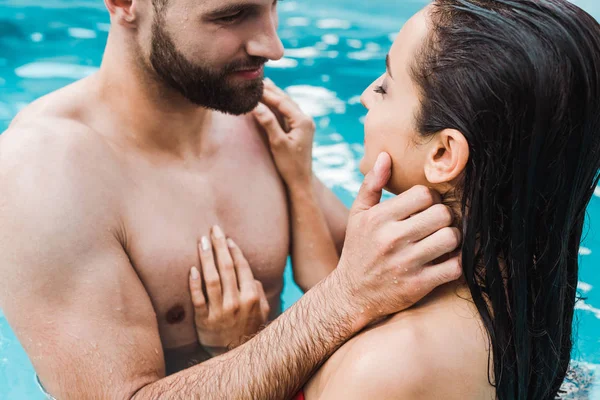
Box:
[253,80,340,291]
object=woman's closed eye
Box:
[374,85,387,95]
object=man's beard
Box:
[149,18,267,115]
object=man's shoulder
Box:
[1,111,121,218]
[2,102,116,176]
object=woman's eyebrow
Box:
[386,54,394,79]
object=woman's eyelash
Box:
[374,85,387,95]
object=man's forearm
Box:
[132,272,365,400]
[288,183,340,291]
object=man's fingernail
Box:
[374,153,386,172]
[201,236,210,251]
[227,238,236,248]
[264,77,274,84]
[213,225,224,239]
[191,266,200,280]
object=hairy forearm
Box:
[131,273,364,400]
[288,183,340,291]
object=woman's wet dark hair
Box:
[411,0,600,398]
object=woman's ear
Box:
[105,0,138,26]
[424,129,469,184]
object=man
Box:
[0,0,461,398]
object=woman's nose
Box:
[360,86,372,109]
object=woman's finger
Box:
[261,89,306,127]
[211,226,240,310]
[227,238,256,290]
[198,235,222,310]
[189,266,208,319]
[264,78,286,96]
[255,280,270,322]
[252,103,287,146]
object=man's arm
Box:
[1,125,461,399]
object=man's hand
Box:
[333,152,462,327]
[190,226,270,357]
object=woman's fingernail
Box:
[227,238,236,248]
[191,266,200,280]
[254,103,267,114]
[213,225,224,239]
[201,236,210,251]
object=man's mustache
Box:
[227,57,269,72]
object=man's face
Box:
[147,0,284,115]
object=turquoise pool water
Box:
[0,0,599,398]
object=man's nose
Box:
[246,17,285,61]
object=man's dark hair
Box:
[412,1,600,398]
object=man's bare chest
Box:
[119,157,290,349]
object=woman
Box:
[189,0,600,398]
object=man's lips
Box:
[232,65,264,79]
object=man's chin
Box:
[211,98,261,116]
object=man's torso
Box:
[9,78,291,374]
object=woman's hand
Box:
[252,79,316,190]
[189,226,270,357]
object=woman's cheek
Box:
[360,113,377,175]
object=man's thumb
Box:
[350,152,392,216]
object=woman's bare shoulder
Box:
[305,283,495,400]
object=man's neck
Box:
[94,31,214,159]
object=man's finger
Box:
[419,254,463,288]
[252,103,287,145]
[376,189,444,225]
[350,152,392,216]
[410,227,462,266]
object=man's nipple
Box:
[166,304,186,324]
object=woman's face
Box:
[359,8,432,195]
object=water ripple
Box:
[575,300,600,319]
[15,62,98,79]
